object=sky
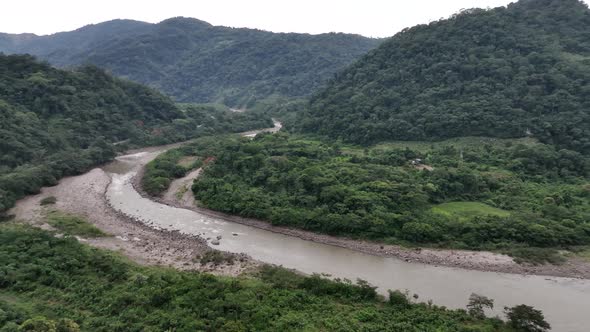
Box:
[1,0,589,38]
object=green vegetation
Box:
[0,224,514,331]
[196,250,236,266]
[504,305,551,332]
[432,202,511,220]
[39,196,57,206]
[0,18,380,106]
[0,54,175,213]
[295,0,590,155]
[142,135,242,196]
[189,133,589,260]
[45,210,107,238]
[573,247,590,262]
[142,149,194,196]
[0,55,272,213]
[175,185,190,200]
[502,247,566,265]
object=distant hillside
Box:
[296,0,590,154]
[0,18,381,107]
[0,54,271,212]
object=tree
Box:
[388,290,411,308]
[466,293,494,319]
[19,317,57,332]
[504,305,551,332]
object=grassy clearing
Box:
[45,210,107,238]
[432,202,511,220]
[177,156,200,168]
[175,185,190,200]
[565,246,590,262]
[578,249,590,262]
[503,247,566,265]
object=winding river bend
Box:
[103,125,590,332]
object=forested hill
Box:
[0,54,181,211]
[295,0,590,154]
[0,54,272,212]
[0,18,381,107]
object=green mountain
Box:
[296,0,590,154]
[0,18,381,107]
[0,54,180,212]
[0,54,271,212]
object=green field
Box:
[45,210,107,238]
[431,202,511,220]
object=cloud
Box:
[1,0,588,37]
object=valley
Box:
[2,0,590,331]
[7,125,590,332]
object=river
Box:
[103,125,590,332]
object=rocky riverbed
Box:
[10,167,258,276]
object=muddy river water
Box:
[103,126,590,332]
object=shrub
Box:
[40,196,57,206]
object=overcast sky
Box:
[1,0,589,38]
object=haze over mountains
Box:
[0,18,380,107]
[297,0,590,154]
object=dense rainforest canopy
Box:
[0,18,381,107]
[295,0,590,155]
[0,54,271,213]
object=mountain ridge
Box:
[0,17,381,107]
[295,0,590,154]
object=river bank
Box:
[10,120,590,280]
[135,160,590,280]
[8,122,287,277]
[9,127,590,331]
[9,166,258,276]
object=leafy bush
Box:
[39,196,57,206]
[197,250,234,266]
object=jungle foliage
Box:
[189,134,590,258]
[0,55,271,213]
[295,0,590,155]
